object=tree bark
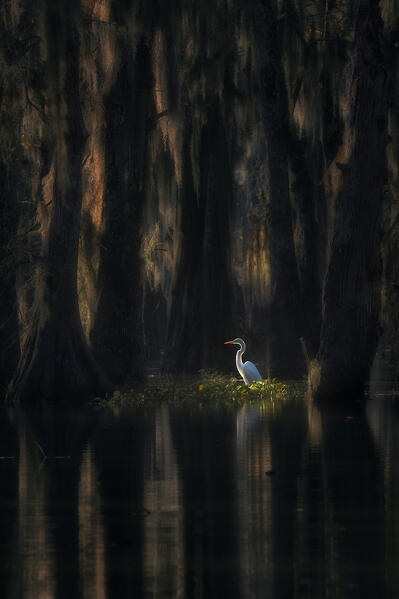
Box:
[0,145,20,394]
[253,0,305,372]
[309,0,390,399]
[0,1,38,393]
[8,1,109,403]
[164,98,236,373]
[0,210,20,394]
[90,31,153,383]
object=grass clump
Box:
[93,371,303,410]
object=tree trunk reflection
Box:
[0,397,393,598]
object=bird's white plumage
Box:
[240,360,263,385]
[225,337,263,385]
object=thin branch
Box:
[24,83,46,122]
[34,439,47,459]
[300,337,310,368]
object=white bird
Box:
[224,338,263,385]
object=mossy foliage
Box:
[93,370,304,410]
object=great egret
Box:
[224,338,263,385]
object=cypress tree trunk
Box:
[309,0,389,399]
[0,1,38,393]
[8,1,108,402]
[253,0,304,372]
[90,30,154,383]
[0,139,20,394]
[164,98,236,373]
[0,186,20,394]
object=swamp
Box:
[1,0,399,596]
[1,374,399,597]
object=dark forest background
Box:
[0,0,398,402]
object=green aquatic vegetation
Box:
[93,372,303,410]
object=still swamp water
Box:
[0,383,398,598]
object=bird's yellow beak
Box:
[224,340,234,344]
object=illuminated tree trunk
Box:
[9,1,108,402]
[309,0,389,399]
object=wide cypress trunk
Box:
[8,1,108,403]
[164,98,236,373]
[253,0,304,372]
[309,0,389,399]
[89,24,155,384]
[0,1,39,393]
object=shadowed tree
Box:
[253,0,305,373]
[0,3,33,393]
[8,0,108,402]
[165,97,237,373]
[0,152,20,394]
[90,28,155,383]
[309,0,390,399]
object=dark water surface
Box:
[1,391,399,598]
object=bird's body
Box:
[224,338,263,385]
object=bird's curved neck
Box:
[236,342,246,371]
